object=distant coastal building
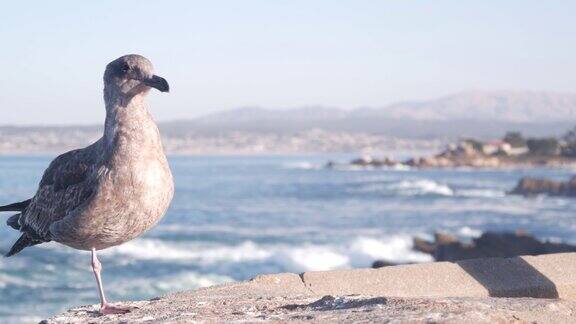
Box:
[480,140,509,155]
[452,139,528,157]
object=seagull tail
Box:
[0,199,31,212]
[7,213,21,230]
[5,234,40,257]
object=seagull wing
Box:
[18,144,101,242]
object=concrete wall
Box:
[252,253,576,299]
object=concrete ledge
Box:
[298,253,576,298]
[45,253,576,323]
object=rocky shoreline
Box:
[327,136,576,169]
[328,153,576,170]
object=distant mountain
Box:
[164,91,576,139]
[352,91,576,122]
[3,91,576,140]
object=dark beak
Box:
[143,75,170,93]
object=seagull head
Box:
[104,54,169,104]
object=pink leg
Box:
[91,248,131,315]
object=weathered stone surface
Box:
[302,263,488,298]
[44,295,576,323]
[44,253,576,323]
[249,272,310,295]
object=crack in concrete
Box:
[298,272,317,295]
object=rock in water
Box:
[510,176,576,197]
[412,231,576,262]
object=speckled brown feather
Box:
[4,54,174,255]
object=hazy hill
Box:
[352,90,576,122]
[2,91,576,148]
[164,91,576,138]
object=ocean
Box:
[1,154,576,323]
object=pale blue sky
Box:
[0,1,575,125]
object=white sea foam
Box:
[365,179,506,199]
[106,239,272,264]
[0,273,46,289]
[455,189,506,198]
[275,236,432,271]
[348,236,433,265]
[106,235,432,272]
[282,161,319,170]
[349,179,454,196]
[391,164,412,171]
[276,246,349,271]
[457,226,483,238]
[389,179,454,196]
[109,271,233,296]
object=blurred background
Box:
[1,1,576,322]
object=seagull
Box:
[0,54,174,315]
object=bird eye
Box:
[121,63,130,73]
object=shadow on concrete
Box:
[458,256,558,298]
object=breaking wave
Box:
[282,161,320,170]
[457,226,483,238]
[330,164,412,172]
[350,179,506,199]
[106,239,271,264]
[106,236,432,272]
[109,271,234,296]
[455,188,506,198]
[388,179,454,196]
